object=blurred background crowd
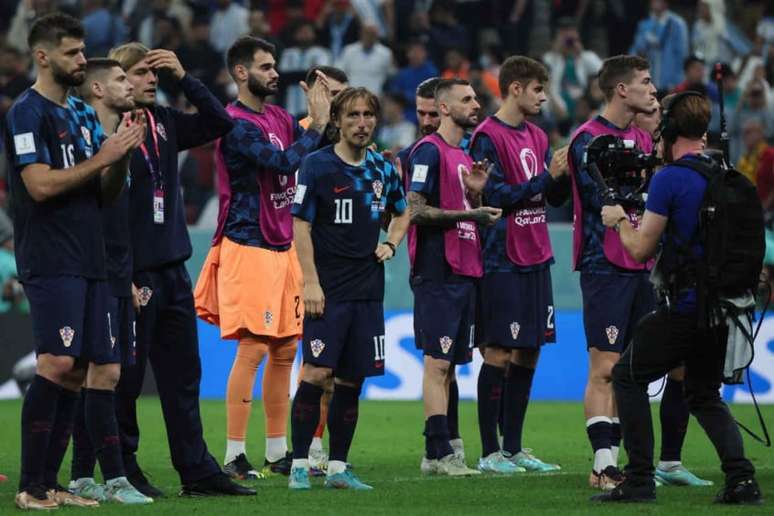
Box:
[0,0,773,315]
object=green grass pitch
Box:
[0,398,772,514]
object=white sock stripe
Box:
[586,416,613,427]
[611,417,620,424]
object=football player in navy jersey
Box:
[107,42,253,497]
[3,13,145,510]
[65,58,153,505]
[289,87,410,490]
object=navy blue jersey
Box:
[470,125,556,274]
[407,141,451,282]
[103,185,132,297]
[570,115,642,275]
[4,89,107,280]
[128,75,233,272]
[222,101,321,250]
[292,145,406,302]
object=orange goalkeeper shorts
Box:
[194,237,303,340]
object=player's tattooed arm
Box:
[293,217,325,318]
[408,191,502,227]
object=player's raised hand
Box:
[463,159,492,194]
[471,206,502,225]
[306,71,331,130]
[549,146,569,179]
[304,282,325,318]
[97,129,140,165]
[146,49,185,80]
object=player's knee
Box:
[87,363,121,390]
[270,339,298,364]
[334,377,363,393]
[511,348,539,369]
[424,356,451,379]
[36,354,77,385]
[483,346,510,368]
[302,364,332,386]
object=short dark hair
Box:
[683,54,705,71]
[78,58,123,99]
[434,78,470,102]
[330,87,381,122]
[597,54,650,100]
[304,66,348,87]
[416,77,441,99]
[226,36,276,78]
[28,12,85,50]
[498,56,549,99]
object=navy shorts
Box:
[478,269,556,349]
[302,300,385,379]
[580,272,655,353]
[24,276,120,364]
[107,295,137,367]
[412,278,475,364]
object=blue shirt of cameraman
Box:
[645,154,708,312]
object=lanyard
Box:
[139,108,163,189]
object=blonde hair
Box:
[108,42,149,71]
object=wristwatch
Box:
[614,216,627,233]
[383,241,396,256]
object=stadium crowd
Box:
[1,0,773,228]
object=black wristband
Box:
[383,241,396,255]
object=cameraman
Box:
[596,93,761,504]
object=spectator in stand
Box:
[427,0,471,66]
[178,15,229,102]
[756,143,774,209]
[692,0,750,68]
[629,0,689,92]
[316,0,362,60]
[279,21,333,116]
[0,46,32,127]
[377,92,416,153]
[336,24,395,95]
[249,7,283,55]
[81,0,128,57]
[389,39,438,123]
[543,17,603,124]
[210,0,250,54]
[0,209,26,315]
[351,0,395,42]
[137,0,192,49]
[737,117,772,186]
[277,0,311,47]
[732,79,774,161]
[7,0,57,52]
[441,49,499,101]
[673,55,709,94]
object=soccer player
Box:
[568,55,709,490]
[65,58,154,505]
[289,87,410,490]
[408,78,500,476]
[470,56,568,474]
[108,42,254,497]
[400,76,464,466]
[194,36,331,480]
[297,64,348,473]
[4,13,145,510]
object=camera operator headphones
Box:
[658,90,705,143]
